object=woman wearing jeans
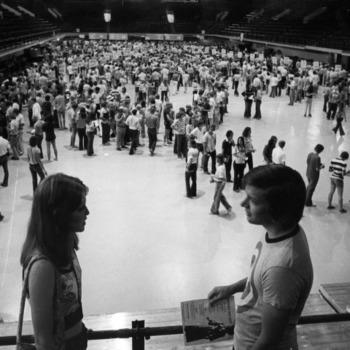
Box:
[210,154,232,215]
[27,136,47,193]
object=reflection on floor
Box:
[0,82,349,322]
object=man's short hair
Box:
[279,140,286,148]
[340,151,349,160]
[29,136,37,147]
[226,130,233,138]
[243,165,306,229]
[314,144,324,153]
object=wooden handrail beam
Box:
[1,313,350,347]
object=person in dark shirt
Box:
[222,130,235,182]
[41,95,52,121]
[305,144,325,207]
[262,136,277,165]
[43,116,57,161]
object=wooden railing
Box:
[1,285,350,350]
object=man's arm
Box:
[203,141,208,154]
[208,278,247,306]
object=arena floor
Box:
[0,81,349,322]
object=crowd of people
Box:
[1,40,349,211]
[0,38,349,349]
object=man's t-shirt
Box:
[187,147,199,166]
[234,226,313,350]
[331,157,347,181]
[203,132,216,152]
[306,152,321,179]
[272,147,286,165]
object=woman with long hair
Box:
[262,136,278,165]
[233,136,247,192]
[20,173,90,350]
[242,127,255,170]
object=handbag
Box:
[16,256,64,350]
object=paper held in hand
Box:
[181,297,235,346]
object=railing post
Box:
[132,320,145,350]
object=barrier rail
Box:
[1,312,350,350]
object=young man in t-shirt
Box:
[328,151,349,213]
[208,165,313,350]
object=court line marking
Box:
[1,167,19,288]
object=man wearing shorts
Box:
[328,151,349,213]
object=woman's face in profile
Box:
[68,195,89,233]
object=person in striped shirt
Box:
[328,151,349,213]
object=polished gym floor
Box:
[0,81,349,322]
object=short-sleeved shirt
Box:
[55,95,66,112]
[0,136,10,157]
[272,147,286,165]
[331,157,347,181]
[190,127,205,144]
[306,152,321,179]
[125,114,140,131]
[187,147,199,165]
[10,119,19,136]
[234,226,313,350]
[27,146,41,165]
[222,139,235,157]
[34,119,45,136]
[214,164,226,181]
[43,121,56,142]
[203,132,216,152]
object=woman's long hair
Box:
[20,173,88,269]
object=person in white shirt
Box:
[32,98,42,121]
[183,72,190,93]
[185,140,199,198]
[269,74,278,98]
[0,127,10,187]
[13,109,24,155]
[125,109,141,155]
[272,140,286,165]
[287,76,296,106]
[210,153,232,215]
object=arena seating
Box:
[218,0,350,50]
[0,3,61,52]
